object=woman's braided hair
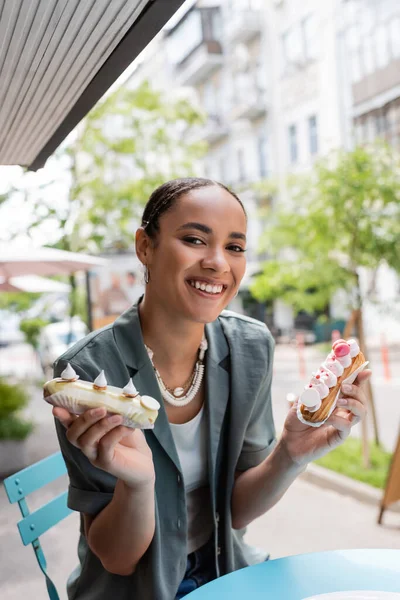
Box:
[141,177,246,241]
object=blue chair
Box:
[3,451,73,600]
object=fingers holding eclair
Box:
[328,370,371,428]
[44,363,160,429]
[297,338,369,427]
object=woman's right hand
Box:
[53,406,155,489]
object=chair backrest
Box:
[3,451,73,600]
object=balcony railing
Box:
[225,10,262,44]
[198,114,229,145]
[176,40,223,86]
[230,85,268,121]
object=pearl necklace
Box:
[145,337,208,407]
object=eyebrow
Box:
[177,221,247,241]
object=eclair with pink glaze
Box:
[298,339,368,426]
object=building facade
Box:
[339,0,400,344]
[127,0,400,342]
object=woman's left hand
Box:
[280,370,372,468]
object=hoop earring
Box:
[144,266,150,284]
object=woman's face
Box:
[140,186,247,324]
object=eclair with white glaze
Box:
[43,364,160,429]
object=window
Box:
[350,48,362,83]
[362,118,370,143]
[378,0,398,21]
[288,124,298,164]
[231,0,262,10]
[359,8,374,36]
[389,18,400,59]
[282,14,318,70]
[203,81,217,114]
[363,37,375,75]
[202,8,222,42]
[375,25,390,69]
[386,105,396,144]
[374,111,388,137]
[302,14,318,60]
[282,27,303,67]
[167,11,202,65]
[219,157,227,182]
[308,115,318,155]
[257,135,268,178]
[346,25,363,82]
[237,148,246,181]
[354,120,364,145]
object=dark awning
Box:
[0,0,185,171]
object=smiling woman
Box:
[51,177,371,600]
[136,179,247,328]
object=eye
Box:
[227,244,246,253]
[183,236,204,246]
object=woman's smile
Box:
[186,278,227,299]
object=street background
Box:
[1,341,399,599]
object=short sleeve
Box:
[235,332,277,472]
[53,358,116,515]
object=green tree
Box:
[0,292,41,313]
[55,80,206,254]
[251,143,400,460]
[19,317,49,350]
[252,143,400,319]
[1,80,206,322]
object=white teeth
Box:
[189,280,223,295]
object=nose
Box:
[200,245,230,273]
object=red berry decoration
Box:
[333,341,350,357]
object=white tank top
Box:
[170,405,214,553]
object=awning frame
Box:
[28,0,185,171]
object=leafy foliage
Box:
[0,415,33,440]
[19,318,49,350]
[251,143,400,314]
[0,292,41,313]
[0,379,33,440]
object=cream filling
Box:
[189,280,224,295]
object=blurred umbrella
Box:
[0,279,21,292]
[0,244,109,278]
[0,275,71,293]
